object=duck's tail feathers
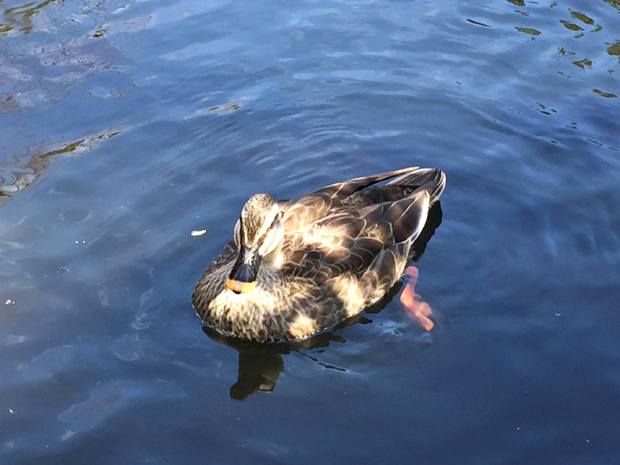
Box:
[316,167,419,199]
[383,190,430,244]
[388,167,446,205]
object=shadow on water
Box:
[203,203,443,400]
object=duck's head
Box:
[227,193,284,294]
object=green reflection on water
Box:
[572,58,592,70]
[2,0,58,35]
[515,27,541,36]
[604,0,620,12]
[593,89,617,98]
[560,20,584,32]
[39,140,86,159]
[608,41,620,62]
[558,47,576,56]
[569,10,595,26]
[0,23,13,35]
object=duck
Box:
[193,166,446,343]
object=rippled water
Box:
[1,0,619,463]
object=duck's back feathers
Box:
[267,168,443,303]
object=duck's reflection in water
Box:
[203,203,442,400]
[202,301,392,400]
[231,351,283,400]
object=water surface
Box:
[1,0,619,463]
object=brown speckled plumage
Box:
[193,167,446,342]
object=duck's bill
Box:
[227,245,261,294]
[226,277,256,294]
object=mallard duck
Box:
[193,166,446,343]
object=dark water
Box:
[1,0,620,463]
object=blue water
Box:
[1,0,619,463]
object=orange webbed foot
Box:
[399,266,434,332]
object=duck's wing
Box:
[314,166,421,200]
[283,188,430,285]
[282,212,385,283]
[342,167,446,210]
[280,167,420,231]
